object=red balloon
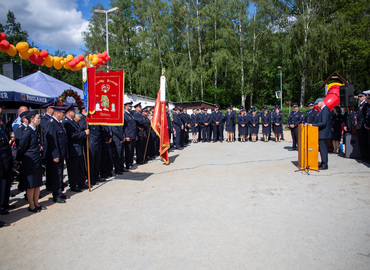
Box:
[97,53,102,58]
[69,60,76,68]
[78,54,84,62]
[107,55,110,60]
[102,51,107,57]
[0,32,6,41]
[36,56,43,65]
[29,53,38,63]
[39,50,49,58]
[0,40,10,51]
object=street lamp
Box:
[277,66,282,110]
[94,7,119,71]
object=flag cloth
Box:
[87,67,125,126]
[151,88,170,164]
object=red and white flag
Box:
[151,76,170,164]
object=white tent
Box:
[0,74,53,105]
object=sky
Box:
[0,0,112,56]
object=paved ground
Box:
[1,134,370,270]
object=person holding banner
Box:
[133,102,151,164]
[123,101,137,169]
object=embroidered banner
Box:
[87,68,125,126]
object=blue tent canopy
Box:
[16,71,84,99]
[0,74,54,105]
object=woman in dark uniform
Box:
[17,111,45,213]
[272,107,283,142]
[331,106,344,153]
[237,109,248,142]
[225,107,236,142]
[249,109,259,142]
[190,109,199,143]
[261,108,271,142]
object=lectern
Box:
[298,124,319,171]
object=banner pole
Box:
[143,125,152,162]
[86,123,91,192]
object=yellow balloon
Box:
[7,45,17,56]
[66,54,73,61]
[28,48,34,55]
[60,60,65,65]
[53,56,60,63]
[19,51,30,60]
[92,57,99,65]
[89,54,93,59]
[16,42,29,53]
[54,62,62,70]
[75,63,82,70]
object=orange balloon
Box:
[53,56,60,63]
[7,44,17,56]
[0,47,6,53]
[60,60,65,65]
[66,54,73,61]
[16,42,29,52]
[64,62,71,70]
[75,63,82,70]
[19,50,30,60]
[54,62,62,70]
[92,57,99,65]
[32,48,40,56]
[28,48,34,55]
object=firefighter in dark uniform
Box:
[1,103,11,225]
[288,103,303,150]
[62,106,89,192]
[40,101,55,133]
[14,111,29,148]
[0,110,13,215]
[44,106,69,203]
[111,123,126,174]
[364,96,370,157]
[343,106,356,135]
[172,107,184,149]
[16,111,46,212]
[88,125,103,185]
[356,91,369,161]
[166,102,172,146]
[212,105,224,142]
[180,107,190,146]
[123,101,137,169]
[100,125,114,178]
[133,102,150,164]
[304,102,318,124]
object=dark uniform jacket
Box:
[173,113,184,128]
[44,117,68,160]
[62,117,86,157]
[124,111,137,139]
[288,110,303,128]
[304,109,318,124]
[343,110,356,132]
[212,110,224,124]
[16,126,42,169]
[356,100,366,129]
[40,114,52,133]
[272,112,283,125]
[14,123,27,148]
[313,105,332,139]
[261,113,271,126]
[88,125,102,152]
[133,111,151,138]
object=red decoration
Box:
[57,89,84,109]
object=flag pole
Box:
[82,66,91,192]
[143,125,152,162]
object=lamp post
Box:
[94,7,119,71]
[277,66,282,110]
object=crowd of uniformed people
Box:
[1,91,370,227]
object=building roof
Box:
[320,72,348,89]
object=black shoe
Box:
[28,207,40,213]
[53,198,66,203]
[3,204,17,210]
[0,220,10,227]
[60,194,70,199]
[36,205,47,211]
[0,209,9,215]
[319,165,328,170]
[96,178,106,182]
[115,171,123,175]
[122,168,129,172]
[70,187,82,193]
[78,184,89,189]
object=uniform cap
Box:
[26,110,38,120]
[314,98,324,104]
[133,102,142,108]
[41,100,56,108]
[124,101,133,106]
[215,104,220,108]
[178,106,183,110]
[20,111,29,118]
[65,104,75,112]
[307,102,314,106]
[52,106,67,113]
[239,106,244,110]
[292,103,298,107]
[358,91,366,97]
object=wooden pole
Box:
[143,125,152,162]
[86,123,91,192]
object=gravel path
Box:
[1,138,369,270]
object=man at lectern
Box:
[309,98,332,170]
